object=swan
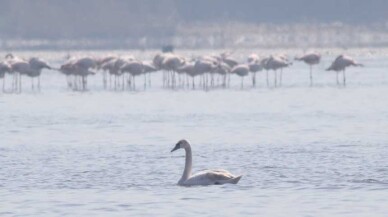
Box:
[171,139,242,186]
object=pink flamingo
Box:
[295,52,321,86]
[326,55,363,86]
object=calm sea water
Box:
[1,50,388,216]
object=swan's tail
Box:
[229,175,242,184]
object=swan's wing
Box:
[204,169,235,182]
[206,169,232,174]
[183,169,240,185]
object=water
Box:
[1,50,388,216]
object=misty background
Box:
[1,0,388,50]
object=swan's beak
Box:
[171,145,179,152]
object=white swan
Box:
[171,139,242,186]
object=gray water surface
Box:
[1,51,388,216]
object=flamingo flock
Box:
[1,54,52,93]
[0,51,364,93]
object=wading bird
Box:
[295,52,321,86]
[231,64,250,89]
[326,55,363,86]
[9,57,52,92]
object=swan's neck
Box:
[180,146,192,182]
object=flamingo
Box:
[73,57,97,91]
[59,61,77,88]
[326,55,363,86]
[101,57,127,90]
[152,53,166,70]
[177,62,197,89]
[222,56,239,68]
[4,54,25,92]
[263,55,291,87]
[194,59,218,89]
[29,58,52,89]
[247,53,259,63]
[153,53,168,87]
[260,57,271,87]
[247,54,262,87]
[7,60,27,93]
[9,57,52,92]
[120,60,144,90]
[219,52,239,68]
[59,57,96,91]
[142,61,158,87]
[295,52,321,86]
[0,62,11,92]
[96,55,117,89]
[231,64,250,89]
[161,54,185,88]
[275,54,292,86]
[215,62,231,88]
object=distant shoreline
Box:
[2,23,388,51]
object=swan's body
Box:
[179,169,241,186]
[171,139,242,186]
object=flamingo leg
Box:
[127,74,132,90]
[122,74,125,91]
[167,71,170,88]
[186,74,189,88]
[74,75,78,91]
[13,73,16,93]
[133,75,136,90]
[310,65,313,86]
[148,73,151,87]
[18,74,21,93]
[228,73,231,88]
[162,71,165,88]
[211,73,214,87]
[274,70,277,87]
[336,72,339,85]
[144,73,146,90]
[85,76,88,91]
[12,73,15,92]
[343,69,346,86]
[109,73,112,89]
[279,69,283,86]
[114,75,117,91]
[66,75,69,88]
[192,77,195,89]
[103,71,107,89]
[81,76,85,91]
[79,76,82,91]
[18,73,21,93]
[252,73,256,87]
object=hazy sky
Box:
[0,0,387,39]
[177,0,388,23]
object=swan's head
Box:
[171,139,190,152]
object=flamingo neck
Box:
[180,146,192,182]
